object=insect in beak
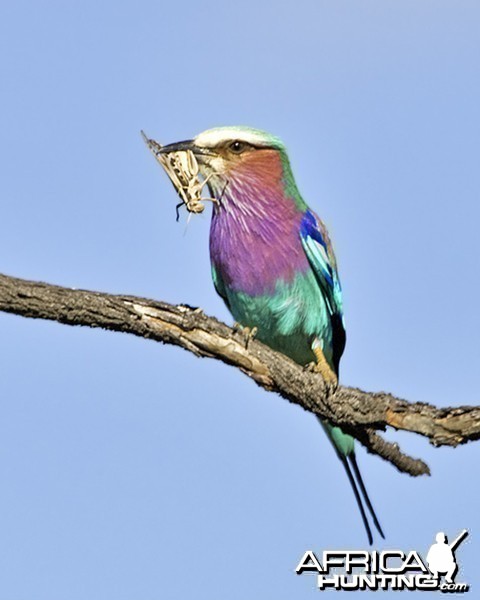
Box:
[141,131,219,221]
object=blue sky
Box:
[0,1,479,598]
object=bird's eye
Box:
[228,140,246,154]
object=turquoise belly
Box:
[225,269,333,367]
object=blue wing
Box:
[300,210,346,373]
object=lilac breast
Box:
[209,181,309,296]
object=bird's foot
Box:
[307,345,339,395]
[233,323,258,349]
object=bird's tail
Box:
[320,420,384,545]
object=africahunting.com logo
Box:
[295,530,469,592]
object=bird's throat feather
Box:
[209,153,309,296]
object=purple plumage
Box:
[209,148,309,296]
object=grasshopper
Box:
[141,131,218,221]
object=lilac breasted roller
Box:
[157,126,384,544]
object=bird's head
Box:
[159,126,303,209]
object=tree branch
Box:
[1,272,479,477]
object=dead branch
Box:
[1,272,479,477]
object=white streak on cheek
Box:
[208,156,226,174]
[200,157,230,193]
[198,156,226,176]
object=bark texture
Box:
[1,272,479,476]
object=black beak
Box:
[159,140,214,158]
[141,131,215,163]
[158,140,196,153]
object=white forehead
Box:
[194,126,280,148]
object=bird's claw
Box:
[305,359,338,396]
[233,323,258,349]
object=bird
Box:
[156,126,384,544]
